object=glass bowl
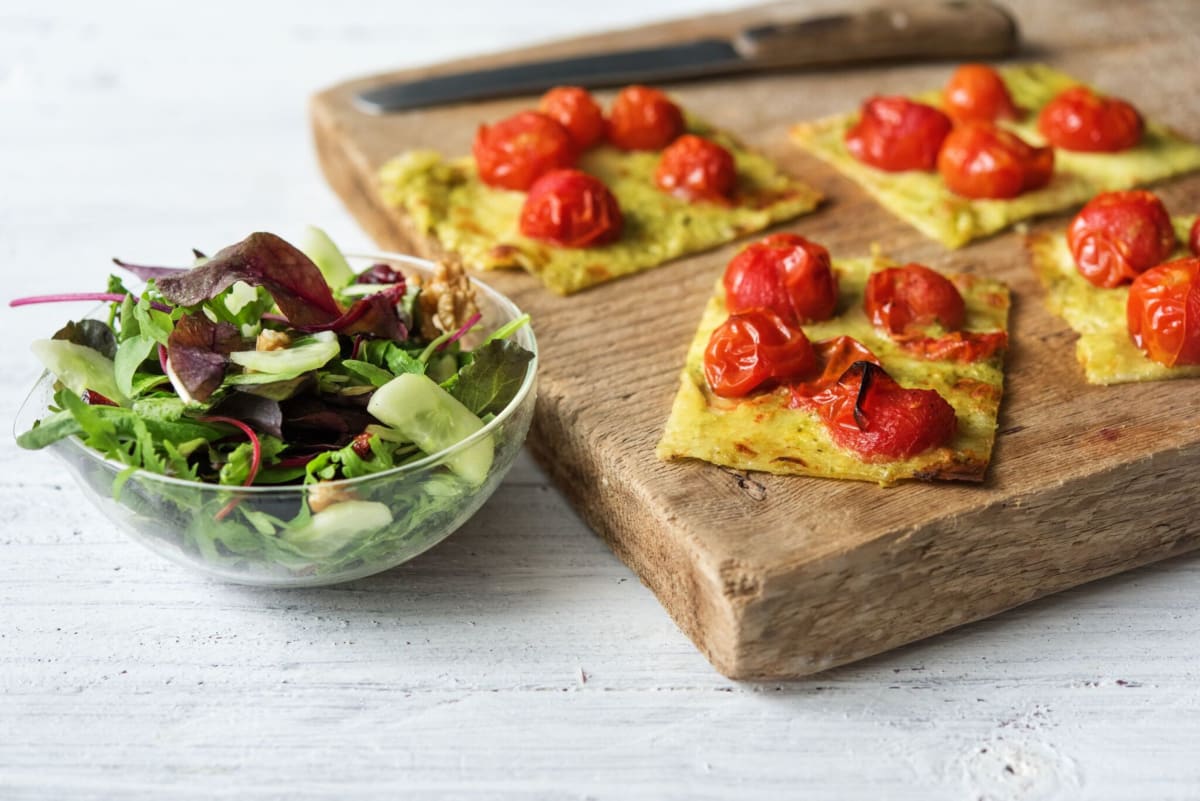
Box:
[13,253,537,587]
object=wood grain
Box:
[310,0,1200,678]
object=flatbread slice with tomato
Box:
[656,254,1010,486]
[378,114,822,296]
[791,64,1200,249]
[1028,215,1200,384]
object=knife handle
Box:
[733,1,1018,69]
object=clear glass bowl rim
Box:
[16,250,538,494]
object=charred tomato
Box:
[804,361,958,460]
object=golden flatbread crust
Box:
[1028,215,1200,385]
[791,64,1200,248]
[379,114,822,295]
[657,255,1010,486]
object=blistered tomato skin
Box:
[654,134,737,202]
[539,86,607,150]
[723,234,839,324]
[942,63,1020,123]
[1127,257,1200,367]
[472,111,576,191]
[703,309,816,398]
[864,264,965,336]
[805,362,958,460]
[937,122,1054,199]
[1068,190,1177,288]
[1037,86,1143,153]
[518,169,623,248]
[844,96,953,172]
[607,85,685,151]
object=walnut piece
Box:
[307,481,359,514]
[256,329,291,352]
[417,256,479,340]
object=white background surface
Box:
[2,2,1199,799]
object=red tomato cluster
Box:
[703,236,962,460]
[844,64,1144,200]
[473,84,738,249]
[1062,188,1199,368]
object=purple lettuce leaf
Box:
[166,312,244,402]
[156,233,342,327]
[297,286,407,341]
[280,396,374,448]
[209,393,283,440]
[112,258,189,281]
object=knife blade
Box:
[356,0,1018,114]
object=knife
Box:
[356,0,1018,114]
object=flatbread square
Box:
[657,255,1010,485]
[1028,215,1200,384]
[379,115,822,295]
[791,64,1200,248]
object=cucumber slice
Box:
[229,331,338,378]
[283,500,393,558]
[367,372,493,485]
[31,339,127,404]
[300,225,355,290]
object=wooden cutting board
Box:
[310,0,1200,679]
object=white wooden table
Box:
[2,2,1198,798]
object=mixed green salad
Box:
[13,227,534,576]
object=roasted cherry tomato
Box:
[864,264,965,337]
[1189,217,1200,257]
[1127,257,1200,367]
[942,63,1020,123]
[703,309,816,398]
[607,85,684,151]
[538,86,606,150]
[1037,86,1143,153]
[723,234,839,324]
[805,361,957,460]
[902,330,1008,363]
[844,96,952,172]
[472,111,576,191]
[655,134,737,202]
[518,169,623,248]
[937,122,1054,199]
[1067,190,1176,288]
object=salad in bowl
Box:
[13,228,537,586]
